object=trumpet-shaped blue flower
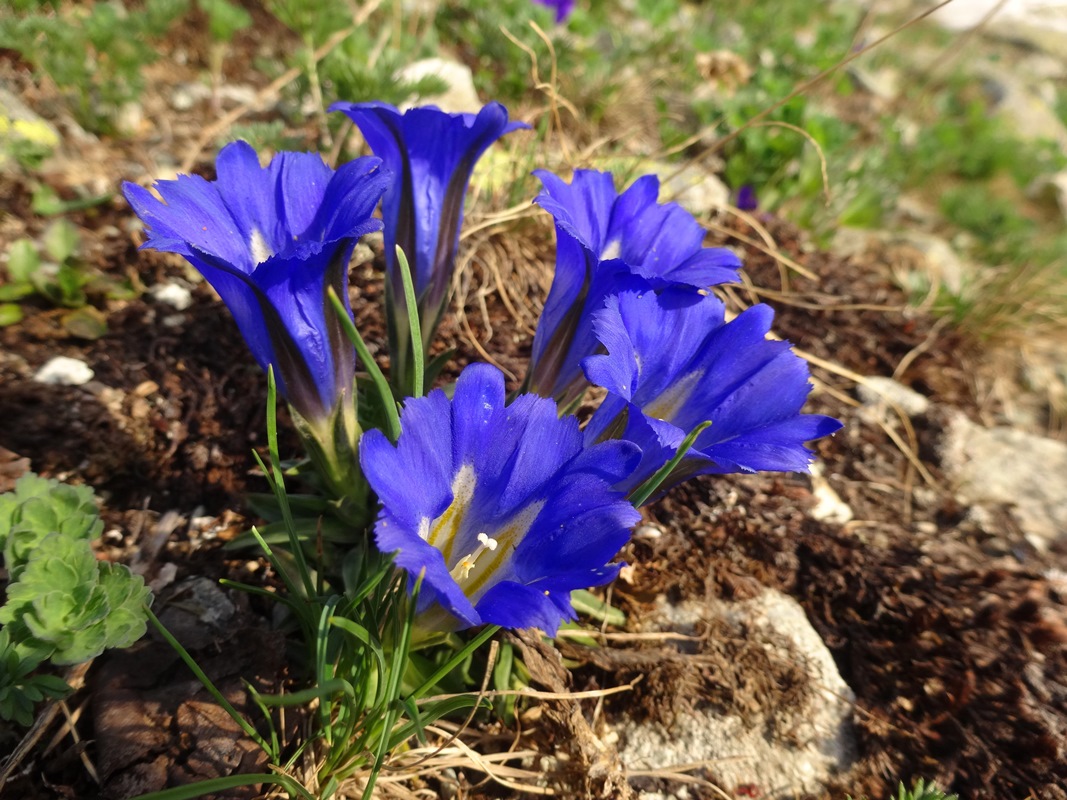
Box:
[582,290,842,498]
[359,363,640,633]
[122,141,389,424]
[527,169,742,405]
[330,101,527,391]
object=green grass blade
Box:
[263,367,316,600]
[396,246,423,398]
[144,605,271,755]
[327,285,401,442]
[130,773,313,800]
[628,421,712,508]
[409,624,501,701]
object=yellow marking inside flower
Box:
[249,228,273,265]
[459,500,545,602]
[601,238,622,261]
[644,370,702,422]
[422,464,477,564]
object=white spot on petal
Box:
[249,228,273,265]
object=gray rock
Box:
[809,463,854,525]
[1028,169,1067,222]
[831,228,972,295]
[658,162,730,218]
[615,590,856,799]
[942,412,1067,547]
[857,376,930,417]
[0,86,60,164]
[975,62,1067,149]
[396,58,481,114]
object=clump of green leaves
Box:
[850,778,958,800]
[0,473,152,726]
[0,0,188,133]
[0,628,69,728]
[0,218,133,336]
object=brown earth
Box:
[2,14,1067,800]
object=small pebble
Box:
[34,356,94,386]
[149,282,194,311]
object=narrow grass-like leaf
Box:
[570,588,626,626]
[144,605,271,755]
[256,678,355,707]
[628,421,712,508]
[262,368,315,600]
[396,246,423,398]
[410,624,501,701]
[130,772,313,800]
[327,285,401,442]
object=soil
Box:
[3,11,1067,800]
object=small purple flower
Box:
[736,184,758,211]
[582,289,842,498]
[533,0,575,22]
[527,169,742,406]
[123,141,388,424]
[329,101,526,390]
[360,363,640,633]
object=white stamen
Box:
[601,239,622,261]
[450,533,500,582]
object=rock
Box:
[857,375,930,417]
[809,463,854,525]
[616,590,856,798]
[847,64,900,102]
[0,85,60,166]
[149,282,194,311]
[658,162,730,217]
[832,228,972,296]
[1028,169,1067,221]
[396,58,481,114]
[928,0,1067,56]
[115,102,145,137]
[34,356,94,386]
[975,62,1067,149]
[155,577,237,651]
[941,412,1067,548]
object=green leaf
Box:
[6,239,40,282]
[570,589,626,626]
[0,303,23,326]
[201,0,252,41]
[61,306,108,339]
[42,218,79,263]
[97,562,152,649]
[0,283,35,301]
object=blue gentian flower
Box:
[582,289,842,498]
[359,363,640,633]
[123,141,389,425]
[329,101,527,391]
[533,0,575,22]
[527,169,743,405]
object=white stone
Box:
[659,162,730,218]
[617,590,856,798]
[974,63,1067,149]
[149,282,194,311]
[857,376,930,417]
[34,356,94,386]
[396,58,481,114]
[942,412,1067,546]
[809,463,854,525]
